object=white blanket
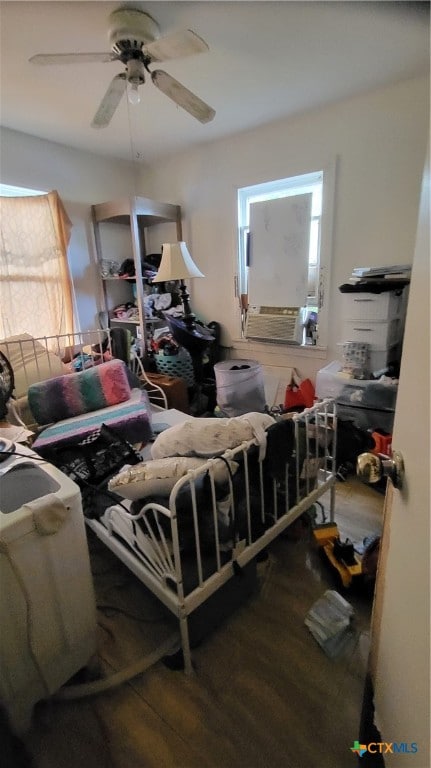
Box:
[151,412,274,461]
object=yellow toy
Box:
[312,507,362,589]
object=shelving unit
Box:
[92,196,182,347]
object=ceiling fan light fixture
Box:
[126,59,144,105]
[127,81,141,105]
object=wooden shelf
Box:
[111,317,163,326]
[110,317,140,325]
[92,196,182,344]
[101,276,136,281]
[92,196,181,229]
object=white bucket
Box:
[214,359,266,417]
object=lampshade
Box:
[152,242,204,282]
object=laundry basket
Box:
[214,359,266,416]
[154,348,195,387]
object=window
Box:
[0,183,46,197]
[0,187,74,341]
[237,162,335,348]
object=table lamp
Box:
[152,242,215,396]
[152,242,204,331]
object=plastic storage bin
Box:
[316,361,397,434]
[316,361,398,402]
[336,403,395,433]
[336,381,398,412]
[316,361,357,399]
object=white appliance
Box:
[0,443,97,733]
[246,305,304,344]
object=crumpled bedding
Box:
[150,412,274,461]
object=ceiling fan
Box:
[29,7,216,128]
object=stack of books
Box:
[305,589,355,658]
[348,264,411,285]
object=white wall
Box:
[140,76,429,381]
[0,127,152,331]
[1,76,428,382]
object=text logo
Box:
[350,741,367,757]
[350,741,418,757]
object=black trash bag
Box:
[336,418,375,468]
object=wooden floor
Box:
[20,478,383,768]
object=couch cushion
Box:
[28,359,131,425]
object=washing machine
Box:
[0,441,97,733]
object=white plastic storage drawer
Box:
[344,318,401,349]
[342,291,404,321]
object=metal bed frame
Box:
[1,330,168,426]
[1,331,337,673]
[86,399,337,673]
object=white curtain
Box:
[0,190,73,340]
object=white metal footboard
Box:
[86,399,337,674]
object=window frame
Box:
[0,187,74,340]
[236,159,336,350]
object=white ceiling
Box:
[0,1,429,165]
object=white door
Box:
[367,150,430,764]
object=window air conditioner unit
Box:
[245,306,304,344]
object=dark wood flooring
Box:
[19,478,383,768]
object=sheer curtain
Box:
[0,190,74,339]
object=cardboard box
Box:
[142,372,189,413]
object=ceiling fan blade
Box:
[151,70,215,124]
[144,30,209,62]
[29,52,115,65]
[91,74,127,129]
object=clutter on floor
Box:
[312,509,381,591]
[305,589,355,658]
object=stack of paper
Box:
[348,264,411,284]
[305,589,355,658]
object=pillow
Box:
[0,333,66,398]
[28,359,132,425]
[151,412,274,460]
[108,456,239,501]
